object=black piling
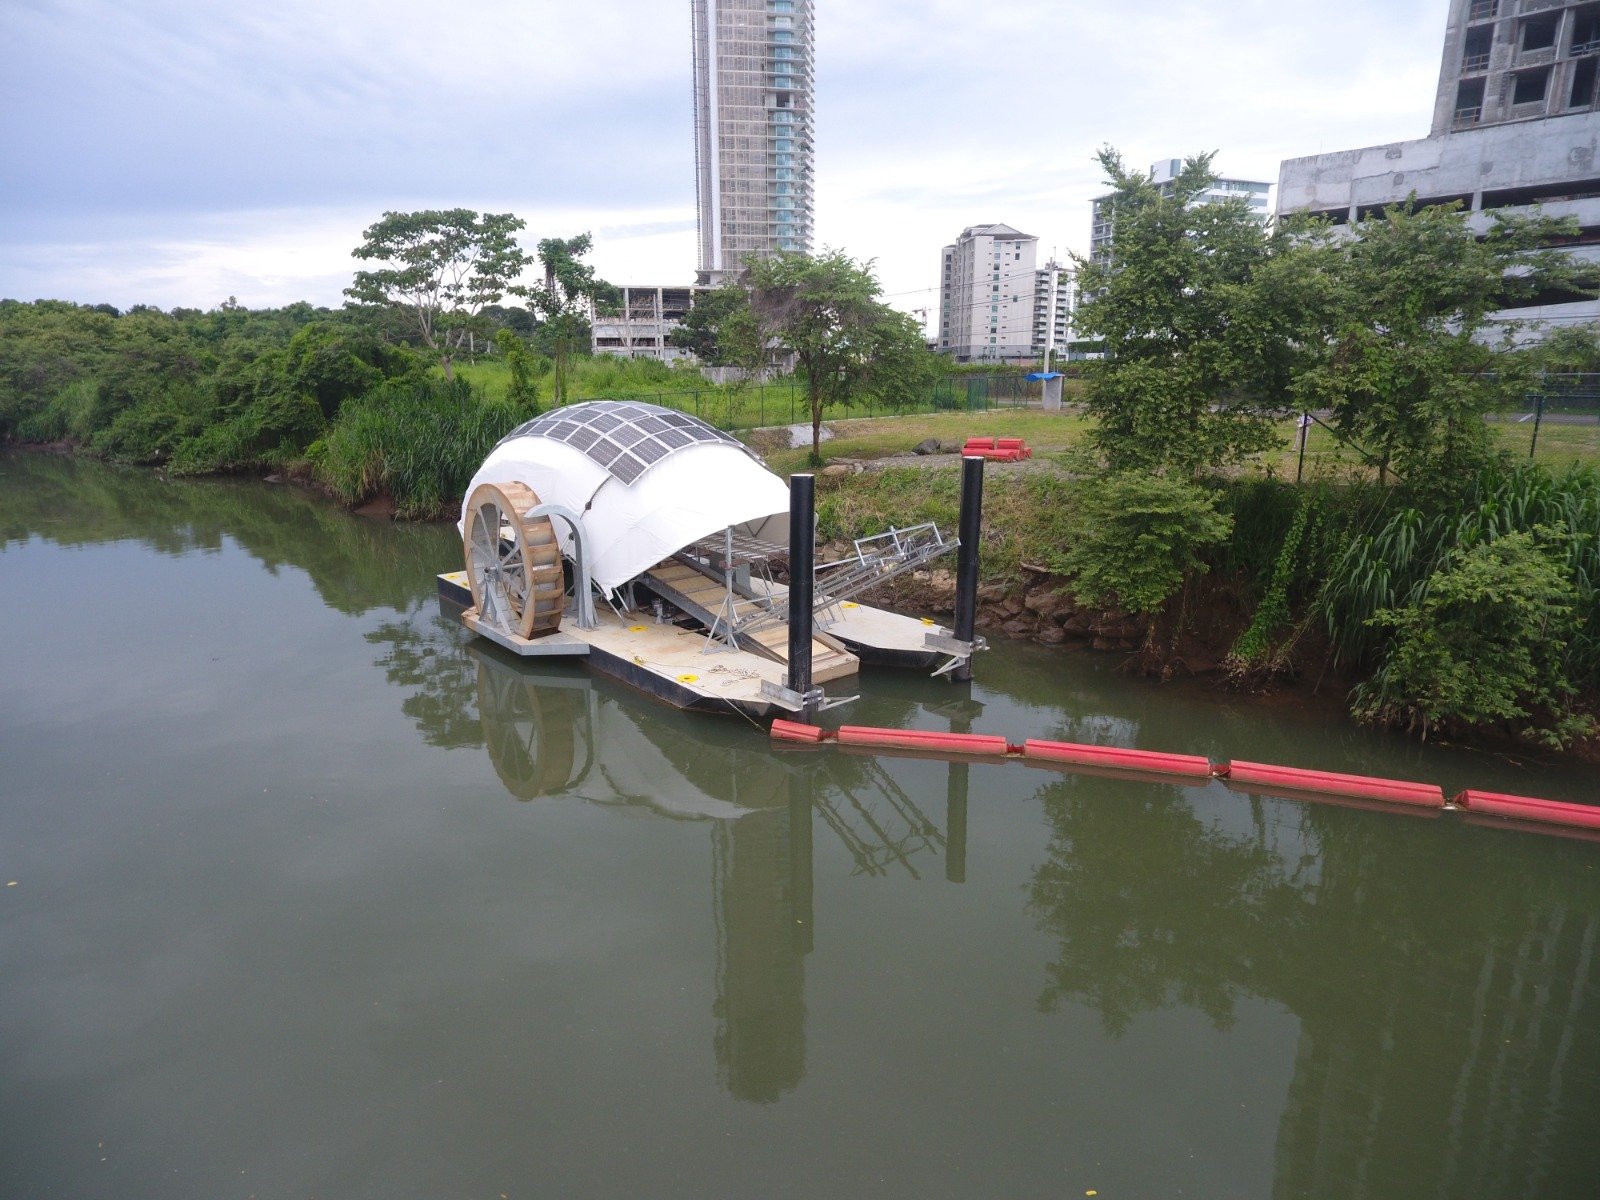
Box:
[788,473,816,719]
[951,455,985,684]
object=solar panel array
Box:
[499,401,758,486]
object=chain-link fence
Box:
[1492,374,1600,465]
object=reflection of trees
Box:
[1026,775,1600,1196]
[365,605,486,751]
[1,451,456,615]
[1028,777,1309,1034]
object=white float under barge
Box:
[437,400,984,719]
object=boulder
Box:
[1024,589,1071,618]
[1035,624,1066,645]
[912,437,942,456]
[1003,616,1038,639]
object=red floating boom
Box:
[836,726,1010,756]
[771,719,830,744]
[1023,739,1214,779]
[1456,790,1600,830]
[1221,761,1446,809]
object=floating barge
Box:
[441,401,982,719]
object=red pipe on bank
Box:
[1220,760,1446,809]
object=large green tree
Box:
[1286,202,1589,488]
[345,209,531,378]
[740,249,938,464]
[529,233,616,405]
[1070,148,1291,477]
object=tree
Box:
[1070,148,1290,477]
[1288,202,1587,489]
[667,284,753,366]
[528,234,616,405]
[741,249,936,464]
[345,209,531,378]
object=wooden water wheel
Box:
[463,481,565,638]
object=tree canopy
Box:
[737,249,938,463]
[1070,148,1289,477]
[345,209,531,376]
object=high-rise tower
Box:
[691,0,815,281]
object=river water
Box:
[2,451,1598,1200]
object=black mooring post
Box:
[952,455,985,684]
[788,473,816,718]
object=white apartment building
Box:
[938,224,1047,362]
[1089,158,1272,263]
[691,0,815,282]
[1277,0,1600,335]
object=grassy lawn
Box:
[1247,415,1600,481]
[752,410,1090,475]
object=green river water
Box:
[2,451,1598,1199]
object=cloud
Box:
[0,0,1455,314]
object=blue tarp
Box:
[1025,372,1063,381]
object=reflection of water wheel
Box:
[476,661,583,800]
[463,481,564,638]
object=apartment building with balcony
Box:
[1277,0,1600,335]
[691,0,814,283]
[938,224,1043,363]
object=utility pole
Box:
[1041,259,1060,374]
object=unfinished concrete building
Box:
[591,285,703,362]
[1278,0,1600,333]
[1433,0,1600,133]
[691,0,815,282]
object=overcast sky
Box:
[1,0,1449,325]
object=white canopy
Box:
[460,403,790,595]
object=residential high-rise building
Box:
[691,0,815,282]
[1277,0,1600,333]
[938,224,1045,362]
[1089,158,1272,265]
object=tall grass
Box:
[1318,464,1600,688]
[316,376,528,519]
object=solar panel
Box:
[496,400,758,485]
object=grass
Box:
[1234,415,1600,483]
[754,410,1091,475]
[449,358,1073,437]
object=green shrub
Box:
[1351,530,1593,747]
[1055,473,1233,614]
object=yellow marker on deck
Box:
[628,625,648,633]
[677,674,699,684]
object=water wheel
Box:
[463,481,565,638]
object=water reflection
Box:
[0,449,454,615]
[467,645,973,1103]
[1028,772,1600,1196]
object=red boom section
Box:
[771,719,828,743]
[1456,790,1600,830]
[1022,739,1213,779]
[836,726,1010,756]
[1222,761,1446,808]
